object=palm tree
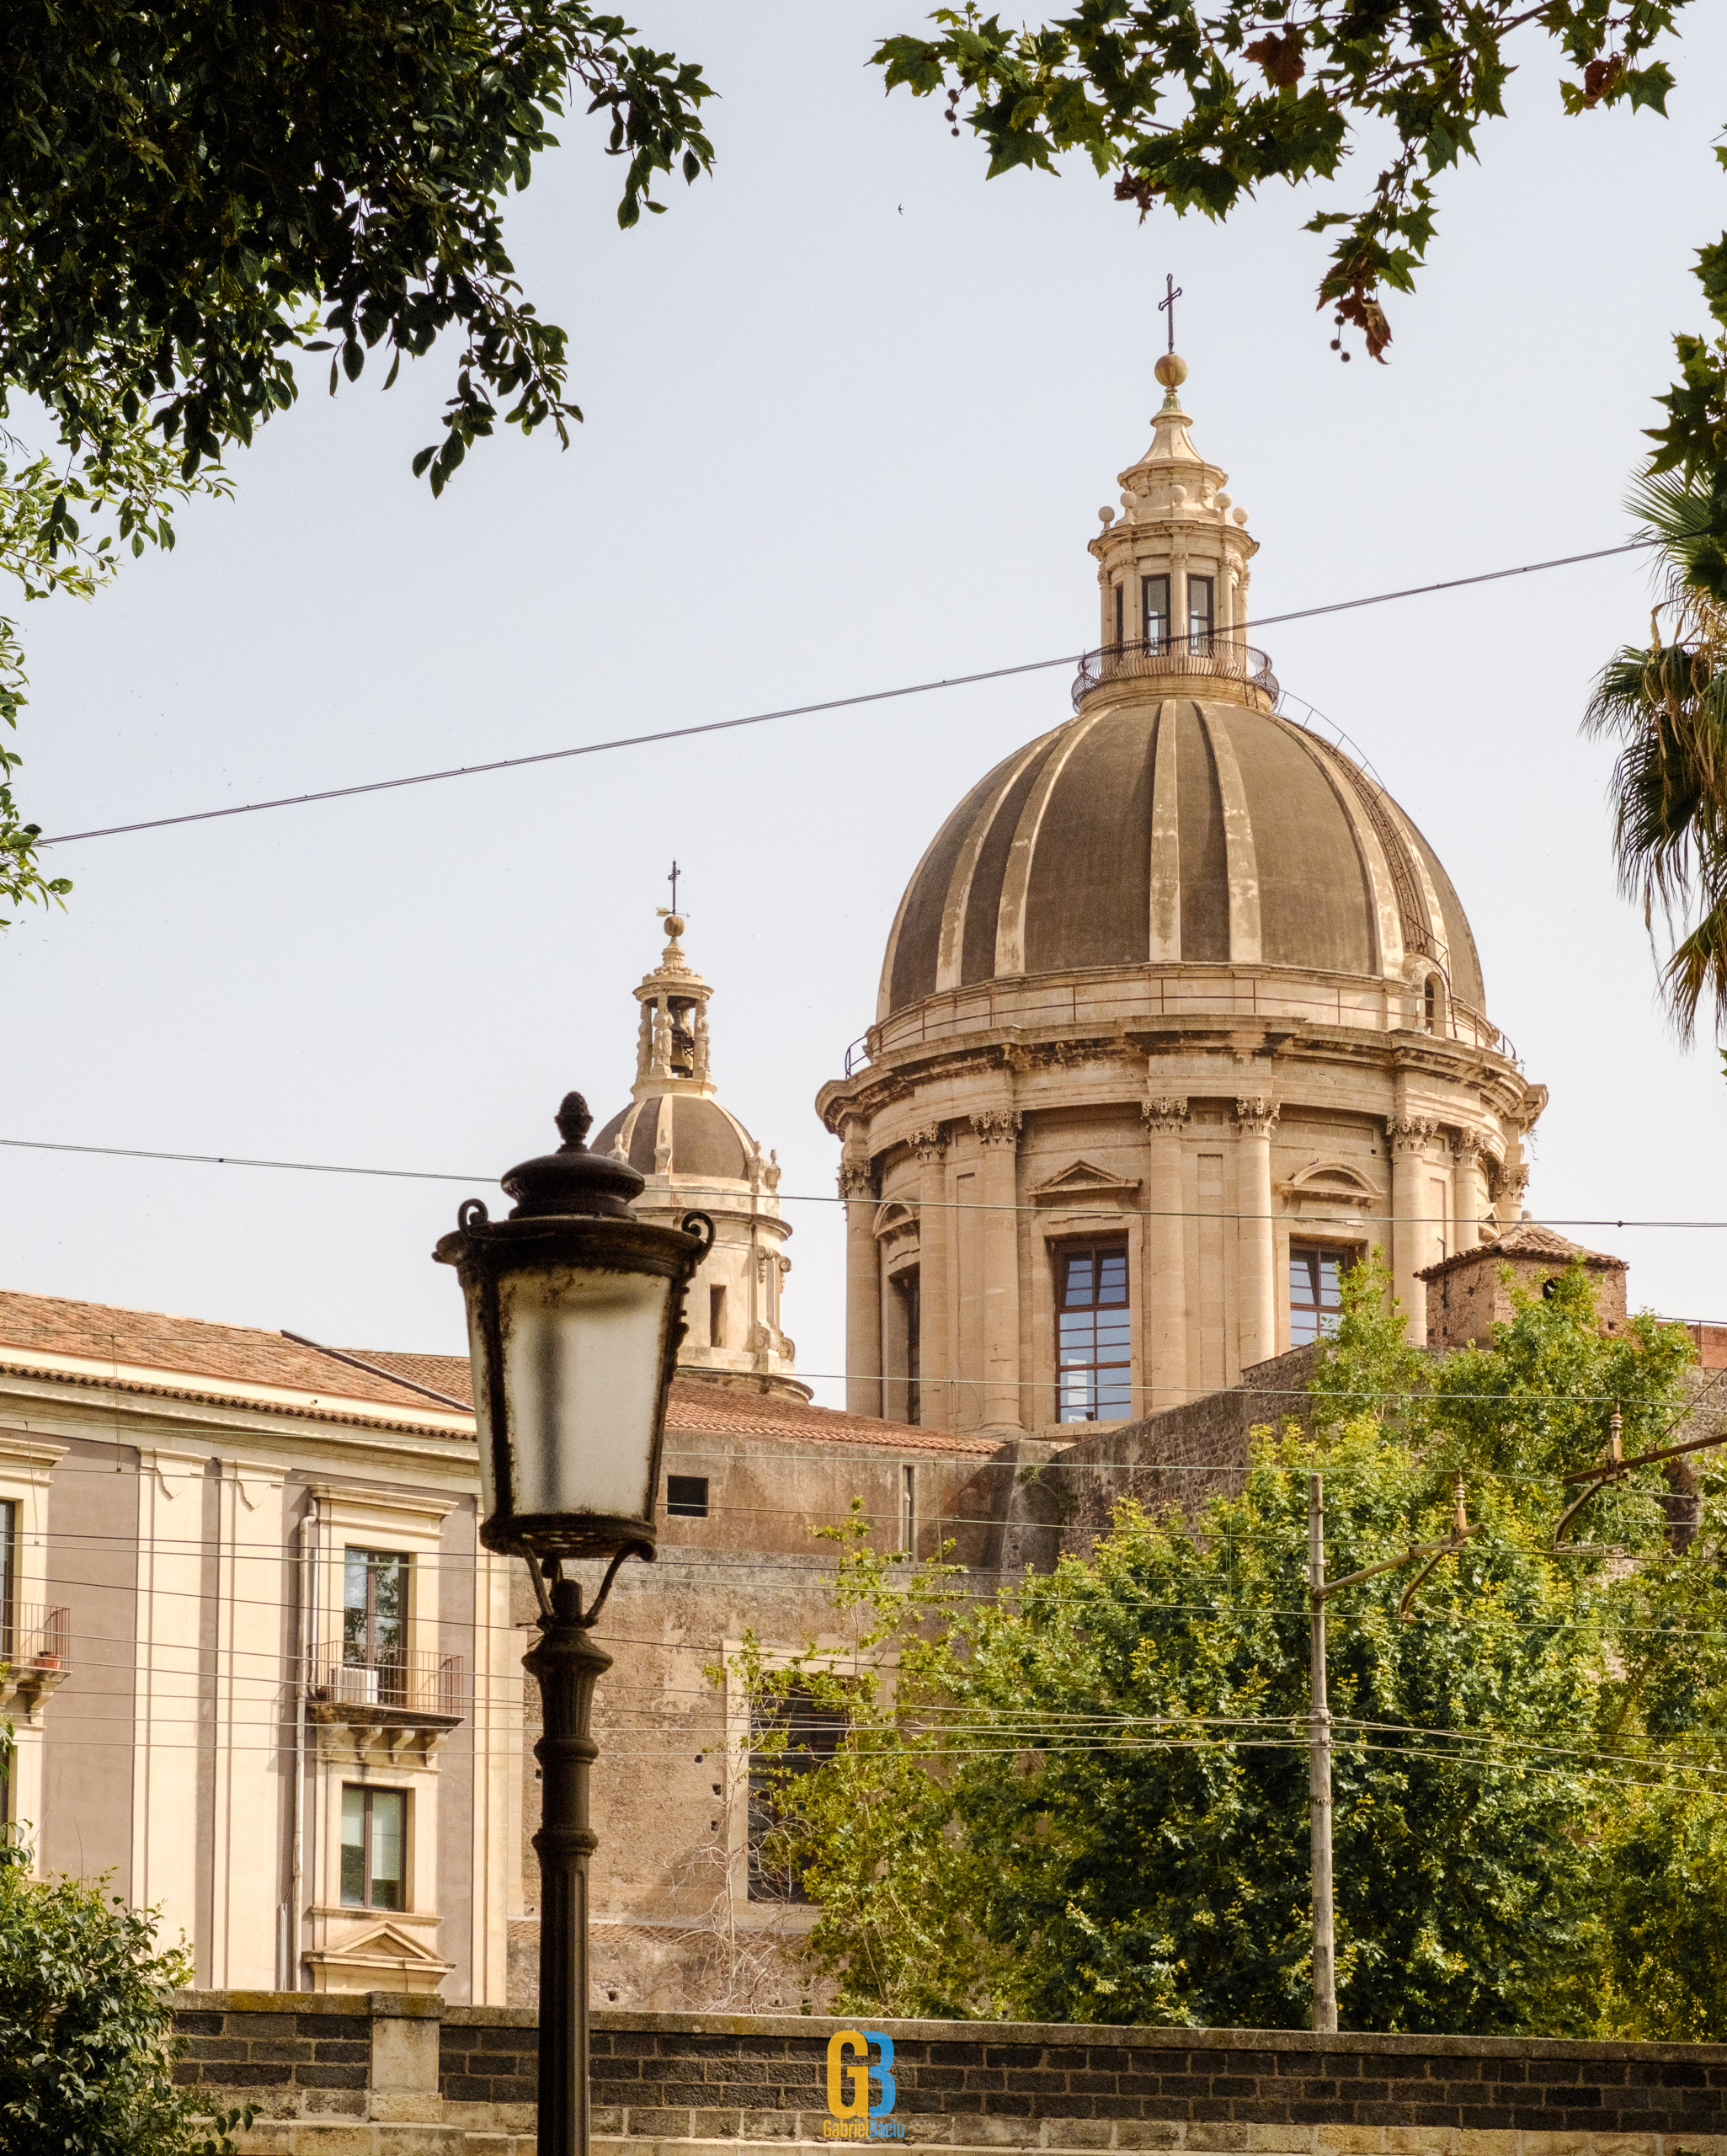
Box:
[1583,468,1727,1041]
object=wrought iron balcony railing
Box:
[1072,634,1279,712]
[306,1649,463,1717]
[0,1604,71,1715]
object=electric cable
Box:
[32,539,1661,849]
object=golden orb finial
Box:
[1154,350,1188,390]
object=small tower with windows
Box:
[594,909,808,1401]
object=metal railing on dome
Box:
[1071,634,1280,712]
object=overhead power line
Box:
[35,538,1659,849]
[3,1132,1724,1235]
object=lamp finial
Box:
[555,1092,594,1151]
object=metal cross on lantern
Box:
[1159,273,1182,353]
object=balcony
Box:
[306,1649,464,1730]
[1072,635,1280,713]
[0,1604,71,1718]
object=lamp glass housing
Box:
[472,1261,676,1533]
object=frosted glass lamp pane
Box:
[491,1264,674,1524]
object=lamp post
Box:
[436,1091,712,2156]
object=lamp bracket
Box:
[681,1210,717,1259]
[525,1540,654,1631]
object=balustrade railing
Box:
[306,1649,463,1716]
[1072,634,1280,712]
[3,1604,69,1671]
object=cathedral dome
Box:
[878,695,1486,1021]
[594,1091,757,1181]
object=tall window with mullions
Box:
[1058,1244,1132,1422]
[344,1549,408,1701]
[1289,1244,1357,1345]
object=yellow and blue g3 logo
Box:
[823,2029,903,2140]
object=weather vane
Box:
[1159,273,1182,355]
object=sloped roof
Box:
[348,1347,993,1457]
[0,1288,452,1420]
[0,1287,981,1458]
[1417,1220,1627,1283]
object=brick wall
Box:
[173,1993,1727,2156]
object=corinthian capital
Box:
[1142,1095,1189,1135]
[972,1109,1023,1150]
[838,1161,873,1202]
[1234,1096,1279,1135]
[1386,1114,1437,1151]
[1451,1128,1490,1163]
[909,1122,948,1164]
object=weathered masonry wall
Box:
[175,1993,1727,2156]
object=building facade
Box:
[818,355,1548,1436]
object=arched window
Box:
[1423,976,1437,1033]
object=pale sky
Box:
[4,3,1725,1406]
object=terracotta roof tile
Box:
[1418,1222,1627,1282]
[0,1289,456,1418]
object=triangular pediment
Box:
[306,1919,450,1971]
[1031,1158,1141,1205]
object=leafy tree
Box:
[0,1854,248,2155]
[0,1,714,921]
[870,2,1684,367]
[736,1260,1727,2035]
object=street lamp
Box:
[436,1091,712,2156]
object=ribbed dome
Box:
[879,696,1484,1020]
[592,1092,757,1182]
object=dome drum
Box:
[1072,635,1280,715]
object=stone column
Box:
[1387,1116,1436,1342]
[973,1110,1024,1433]
[841,1151,882,1417]
[1142,1096,1189,1412]
[1235,1097,1279,1371]
[912,1124,951,1430]
[1497,1157,1528,1234]
[1452,1132,1491,1251]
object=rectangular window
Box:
[899,1268,921,1428]
[667,1475,709,1518]
[1142,574,1170,651]
[1289,1245,1357,1346]
[1113,582,1124,645]
[1188,574,1215,648]
[1058,1243,1132,1423]
[340,1785,407,1910]
[747,1684,846,1903]
[343,1550,408,1703]
[709,1283,728,1349]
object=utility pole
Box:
[1305,1472,1479,2036]
[1307,1476,1337,2032]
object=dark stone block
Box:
[985,2047,1044,2071]
[962,2071,1005,2094]
[979,2094,1034,2117]
[1527,2062,1581,2085]
[445,2077,492,2105]
[1046,2048,1090,2072]
[245,2041,316,2065]
[929,2046,983,2068]
[1070,2074,1119,2097]
[482,2025,538,2052]
[312,2042,370,2065]
[1411,2104,1460,2127]
[180,2038,251,2063]
[219,2065,294,2090]
[1289,2100,1342,2125]
[1232,2100,1294,2126]
[175,2015,225,2037]
[653,2083,716,2109]
[1663,2063,1710,2088]
[1190,2099,1235,2123]
[1091,2097,1146,2121]
[1208,2079,1257,2100]
[296,2064,369,2092]
[1221,2053,1278,2079]
[914,2069,967,2094]
[296,2017,356,2041]
[1005,2072,1073,2096]
[1357,2103,1417,2128]
[1553,2086,1602,2109]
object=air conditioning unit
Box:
[334,1664,380,1706]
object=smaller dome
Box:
[593,1093,757,1183]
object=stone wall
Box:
[1048,1345,1322,1556]
[173,1993,1727,2156]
